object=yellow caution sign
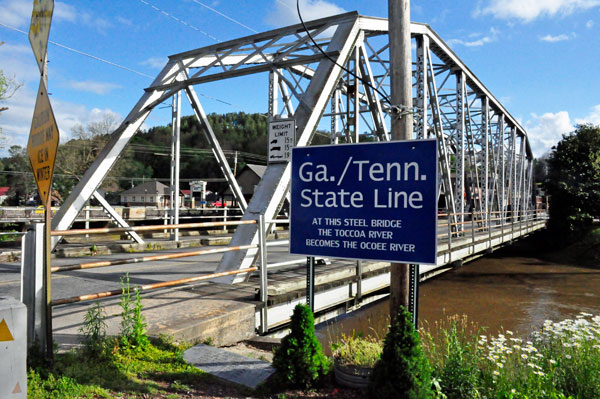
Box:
[29,0,54,74]
[27,78,59,205]
[12,382,22,394]
[0,318,14,342]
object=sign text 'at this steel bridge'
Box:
[52,12,541,281]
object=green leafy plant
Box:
[332,331,382,368]
[119,273,149,350]
[79,302,107,357]
[369,306,434,399]
[421,315,482,399]
[273,304,330,388]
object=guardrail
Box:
[20,219,262,353]
[0,206,243,226]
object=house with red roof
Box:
[0,187,10,205]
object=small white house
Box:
[119,180,183,207]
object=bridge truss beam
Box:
[52,13,534,279]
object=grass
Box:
[331,332,382,368]
[29,312,600,398]
[28,337,211,399]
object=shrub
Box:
[332,332,382,368]
[369,306,434,399]
[272,304,330,388]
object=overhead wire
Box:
[0,22,154,79]
[295,0,393,107]
[138,0,220,42]
[189,0,258,33]
[0,22,249,110]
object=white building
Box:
[119,180,183,207]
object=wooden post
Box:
[388,0,413,317]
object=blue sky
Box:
[1,0,599,158]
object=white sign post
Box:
[0,297,27,399]
[268,119,295,163]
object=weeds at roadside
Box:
[119,273,149,351]
[28,280,210,399]
[79,302,107,357]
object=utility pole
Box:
[388,0,413,317]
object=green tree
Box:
[4,145,34,204]
[54,114,141,197]
[533,155,549,185]
[369,306,434,399]
[545,124,600,240]
[272,304,330,388]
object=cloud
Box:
[539,33,571,42]
[0,0,33,28]
[575,104,600,125]
[586,19,594,28]
[0,0,79,28]
[116,16,134,27]
[66,80,122,95]
[79,11,113,33]
[448,27,500,47]
[141,57,167,69]
[0,84,123,154]
[53,104,122,140]
[0,41,42,84]
[524,105,600,157]
[525,111,574,157]
[266,0,346,27]
[54,2,77,23]
[0,43,31,55]
[475,0,600,22]
[0,0,111,33]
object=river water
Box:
[318,239,600,350]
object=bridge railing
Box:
[0,206,242,227]
[20,219,263,351]
[255,209,547,333]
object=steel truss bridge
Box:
[52,12,538,282]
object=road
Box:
[0,242,299,304]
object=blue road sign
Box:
[290,139,438,264]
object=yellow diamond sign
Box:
[27,78,59,205]
[29,0,54,74]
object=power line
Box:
[0,22,250,110]
[138,0,220,42]
[276,0,296,12]
[0,22,154,79]
[295,0,394,108]
[189,0,258,33]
